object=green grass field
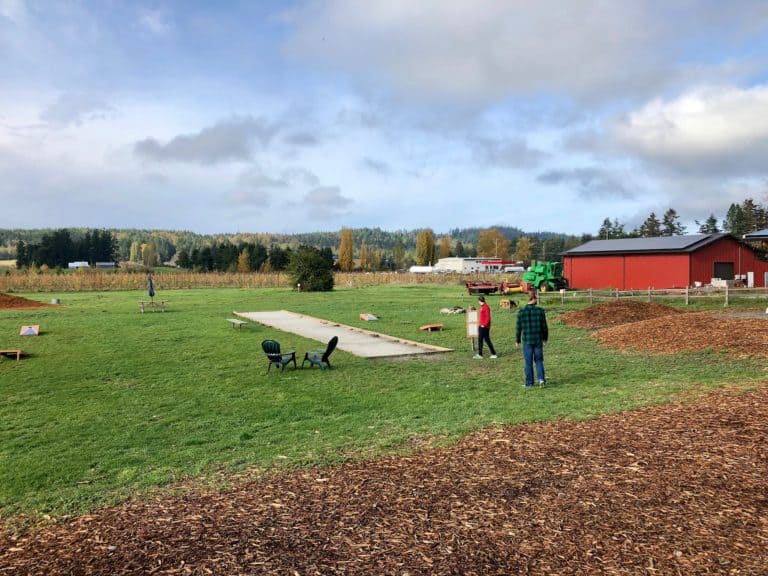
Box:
[1,285,763,525]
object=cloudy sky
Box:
[2,1,768,235]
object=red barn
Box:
[563,233,768,289]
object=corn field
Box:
[0,270,480,292]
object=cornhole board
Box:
[19,325,40,336]
[419,323,443,332]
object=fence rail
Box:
[537,286,768,307]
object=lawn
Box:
[0,285,763,525]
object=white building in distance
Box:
[434,258,524,274]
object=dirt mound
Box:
[0,293,49,310]
[559,300,681,329]
[2,385,768,575]
[594,311,768,357]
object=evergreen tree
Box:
[661,208,686,236]
[723,203,748,237]
[637,212,661,237]
[454,240,465,257]
[248,242,268,271]
[392,239,406,269]
[176,250,192,269]
[268,245,290,271]
[288,245,334,292]
[696,213,720,234]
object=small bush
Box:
[288,246,334,292]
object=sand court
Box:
[235,310,452,358]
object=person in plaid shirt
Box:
[515,293,548,387]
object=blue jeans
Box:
[522,342,545,386]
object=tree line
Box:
[5,196,767,271]
[597,198,768,240]
[14,229,117,270]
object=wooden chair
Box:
[261,339,297,373]
[302,336,338,370]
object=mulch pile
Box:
[0,293,49,310]
[593,311,768,357]
[3,385,768,575]
[558,300,681,329]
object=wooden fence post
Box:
[589,288,593,305]
[647,287,652,302]
[685,286,689,306]
[724,285,729,307]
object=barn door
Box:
[713,261,734,280]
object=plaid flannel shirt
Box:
[515,304,548,345]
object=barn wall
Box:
[624,254,690,289]
[564,255,626,289]
[565,254,690,289]
[691,237,768,287]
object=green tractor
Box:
[521,260,569,292]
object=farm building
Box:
[563,232,768,289]
[434,257,524,274]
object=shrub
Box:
[288,246,334,292]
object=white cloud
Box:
[614,85,768,175]
[40,92,113,126]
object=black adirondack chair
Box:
[261,339,297,373]
[302,336,338,370]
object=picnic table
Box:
[139,300,166,313]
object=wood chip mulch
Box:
[593,311,768,357]
[3,385,768,575]
[0,293,50,310]
[558,301,681,329]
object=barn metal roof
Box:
[744,228,768,240]
[564,232,731,256]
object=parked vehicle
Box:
[521,261,569,292]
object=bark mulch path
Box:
[593,311,768,358]
[2,385,767,575]
[558,301,681,329]
[0,293,50,310]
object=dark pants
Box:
[522,342,545,386]
[478,326,496,356]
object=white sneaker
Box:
[473,354,483,359]
[490,355,498,359]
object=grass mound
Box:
[0,293,50,310]
[593,311,768,356]
[559,300,681,329]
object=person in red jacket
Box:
[474,295,497,359]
